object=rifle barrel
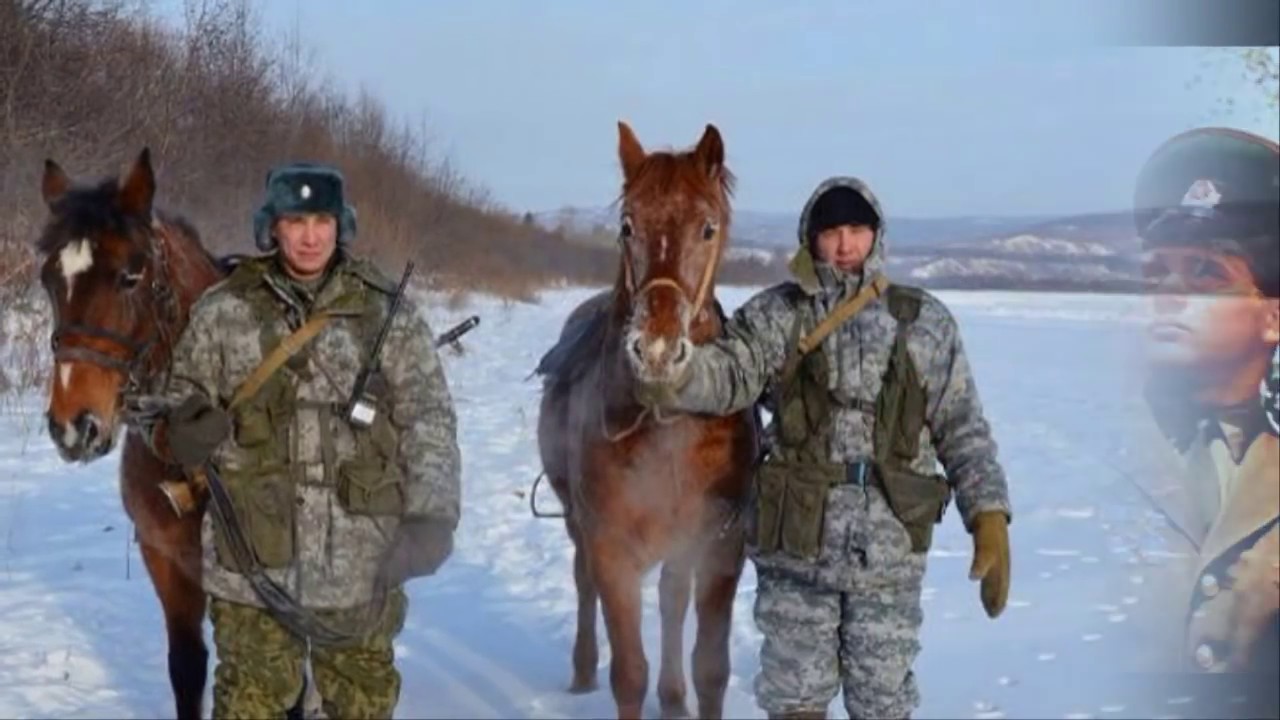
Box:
[434,315,480,348]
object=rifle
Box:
[434,315,480,349]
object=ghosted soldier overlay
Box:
[1128,127,1279,716]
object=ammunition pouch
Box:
[214,344,298,572]
[337,374,406,517]
[752,456,844,561]
[875,464,951,553]
[337,458,406,516]
[233,403,276,447]
[212,467,296,571]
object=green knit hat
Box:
[253,162,358,251]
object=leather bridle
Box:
[618,214,725,326]
[604,212,727,443]
[48,227,179,406]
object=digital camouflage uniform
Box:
[146,165,461,719]
[654,177,1011,718]
[1120,128,1279,713]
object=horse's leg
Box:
[657,554,694,719]
[590,533,648,720]
[137,519,208,720]
[691,530,746,720]
[567,512,600,693]
[124,442,208,720]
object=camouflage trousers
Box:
[753,568,924,719]
[208,588,408,720]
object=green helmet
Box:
[253,162,358,251]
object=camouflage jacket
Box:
[147,251,461,609]
[669,177,1011,585]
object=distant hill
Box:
[533,206,1144,293]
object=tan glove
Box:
[1227,526,1279,670]
[969,511,1010,618]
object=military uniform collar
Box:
[1193,397,1269,463]
[250,252,364,316]
[1196,432,1279,575]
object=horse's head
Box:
[35,148,177,462]
[614,121,735,386]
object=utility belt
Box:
[753,454,951,560]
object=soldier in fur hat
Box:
[142,162,461,718]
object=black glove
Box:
[164,394,231,469]
[376,517,456,587]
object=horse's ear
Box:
[618,121,646,183]
[42,159,71,207]
[694,124,725,180]
[118,147,155,219]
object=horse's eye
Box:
[120,270,143,289]
[702,220,718,241]
[619,217,634,240]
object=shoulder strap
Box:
[886,284,923,325]
[796,274,891,355]
[227,312,333,411]
[222,257,398,411]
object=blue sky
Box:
[151,0,1278,218]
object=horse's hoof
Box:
[568,675,598,694]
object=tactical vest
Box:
[753,284,952,560]
[210,257,404,573]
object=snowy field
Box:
[0,286,1225,719]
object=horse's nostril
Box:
[674,340,690,364]
[630,337,644,360]
[75,411,99,446]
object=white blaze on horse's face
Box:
[620,215,703,386]
[59,238,94,302]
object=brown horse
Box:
[34,149,224,720]
[535,122,760,720]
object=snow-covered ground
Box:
[0,286,1214,719]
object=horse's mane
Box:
[616,152,737,210]
[37,179,140,255]
[37,178,226,273]
[534,290,613,390]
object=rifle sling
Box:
[228,311,334,411]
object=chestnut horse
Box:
[535,122,760,720]
[34,149,224,720]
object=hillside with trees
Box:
[0,0,780,306]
